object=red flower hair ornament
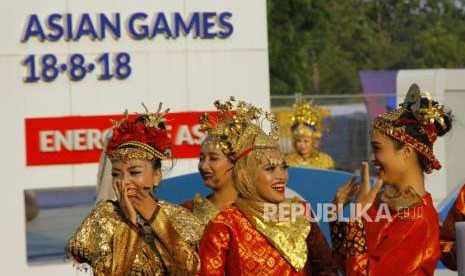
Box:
[106,103,172,161]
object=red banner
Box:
[25,111,216,166]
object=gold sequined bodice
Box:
[192,194,220,226]
[66,200,203,275]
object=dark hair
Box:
[226,153,236,163]
[392,108,453,172]
[151,158,162,170]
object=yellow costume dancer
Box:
[198,98,337,275]
[66,104,203,275]
[286,100,335,169]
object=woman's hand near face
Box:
[113,180,138,225]
[333,176,358,206]
[354,162,383,211]
[333,162,383,216]
[132,187,159,222]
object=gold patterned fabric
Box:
[198,207,337,276]
[235,197,311,271]
[66,200,203,275]
[286,151,335,170]
[182,194,220,228]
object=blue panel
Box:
[286,168,353,242]
[157,173,211,203]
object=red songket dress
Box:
[198,206,337,276]
[331,189,440,276]
[440,184,465,270]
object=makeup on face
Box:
[198,144,233,189]
[254,149,289,203]
[111,159,156,201]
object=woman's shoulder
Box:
[317,151,333,160]
[315,151,335,167]
[159,200,196,215]
[418,193,440,221]
[90,200,122,221]
[94,199,118,211]
[71,200,124,237]
[217,206,243,216]
[66,201,122,263]
[157,200,204,242]
[209,206,248,226]
[180,199,194,212]
[383,191,439,227]
[180,194,210,212]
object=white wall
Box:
[397,69,465,204]
[0,0,269,274]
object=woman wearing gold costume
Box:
[181,103,238,226]
[286,100,335,169]
[198,98,337,275]
[66,105,203,275]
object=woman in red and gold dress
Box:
[331,84,453,276]
[198,98,337,276]
[66,105,203,275]
[440,184,465,270]
[181,104,238,227]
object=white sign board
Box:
[0,0,269,274]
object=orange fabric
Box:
[440,184,465,270]
[198,207,336,276]
[341,193,440,276]
[455,184,465,216]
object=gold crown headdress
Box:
[373,84,449,173]
[200,97,279,162]
[107,103,172,161]
[291,100,324,138]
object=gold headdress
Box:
[373,84,449,173]
[291,100,324,138]
[199,97,280,161]
[107,103,172,161]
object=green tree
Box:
[268,0,465,95]
[267,0,328,95]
